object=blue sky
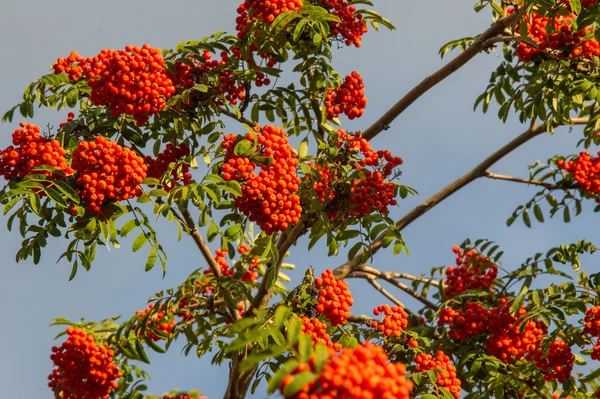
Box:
[0,1,597,398]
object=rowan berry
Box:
[53,44,176,125]
[485,298,547,364]
[300,316,341,352]
[325,71,367,120]
[0,122,73,181]
[48,327,122,399]
[557,152,600,198]
[219,125,302,235]
[321,0,368,47]
[235,0,303,39]
[371,304,409,338]
[532,339,574,383]
[71,136,147,213]
[444,247,498,299]
[438,302,490,341]
[583,305,600,336]
[314,269,354,326]
[280,342,414,399]
[414,351,462,399]
[133,303,176,341]
[145,143,192,192]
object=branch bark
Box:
[361,12,519,141]
[334,118,588,278]
[484,170,577,190]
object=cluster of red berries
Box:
[0,122,73,181]
[237,243,260,282]
[203,246,260,289]
[59,112,77,130]
[512,9,600,62]
[314,269,354,326]
[325,71,367,120]
[53,45,176,125]
[485,298,547,364]
[236,0,303,31]
[371,304,409,338]
[583,306,600,360]
[171,50,246,106]
[280,342,413,399]
[531,339,574,383]
[300,316,341,352]
[163,394,207,399]
[220,125,302,235]
[48,327,122,399]
[133,303,176,341]
[145,143,192,192]
[438,302,490,342]
[71,136,147,213]
[414,350,461,399]
[557,152,600,197]
[444,246,498,299]
[321,0,368,47]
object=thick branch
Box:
[485,170,577,190]
[335,118,588,278]
[362,12,519,141]
[176,207,223,278]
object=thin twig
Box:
[219,107,255,126]
[361,12,519,141]
[485,170,577,190]
[367,269,441,287]
[349,271,411,311]
[348,314,375,325]
[334,118,589,278]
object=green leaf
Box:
[234,139,255,157]
[45,186,68,208]
[282,371,317,397]
[287,317,303,346]
[533,203,544,223]
[120,219,138,237]
[145,248,157,271]
[570,0,582,14]
[132,232,148,253]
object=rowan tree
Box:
[2,1,600,399]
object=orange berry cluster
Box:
[485,298,547,364]
[512,9,600,62]
[280,342,414,399]
[59,112,76,129]
[237,243,260,282]
[531,339,574,383]
[314,269,354,326]
[438,302,490,342]
[0,122,73,181]
[220,125,302,235]
[444,246,498,299]
[414,350,461,399]
[171,50,246,106]
[163,394,207,399]
[300,316,342,352]
[71,136,147,213]
[203,247,260,289]
[133,303,176,342]
[583,306,600,360]
[145,143,192,192]
[371,304,409,338]
[48,327,122,399]
[557,152,600,197]
[321,0,368,47]
[325,71,367,120]
[235,0,304,36]
[53,45,176,126]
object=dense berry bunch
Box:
[53,45,176,125]
[512,9,600,62]
[0,122,73,181]
[414,350,462,399]
[532,339,574,383]
[557,152,600,197]
[48,327,121,399]
[485,298,547,364]
[71,136,147,213]
[300,316,341,352]
[220,125,302,235]
[163,394,207,399]
[444,246,498,299]
[584,305,600,336]
[314,269,354,326]
[371,304,409,338]
[145,143,192,192]
[321,0,368,47]
[592,343,600,360]
[280,342,413,399]
[438,302,490,341]
[171,50,246,106]
[235,0,303,41]
[133,303,176,341]
[237,243,260,282]
[325,71,367,120]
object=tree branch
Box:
[362,12,519,141]
[334,118,589,278]
[484,170,577,190]
[349,271,411,311]
[219,107,255,127]
[174,206,223,278]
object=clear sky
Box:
[0,1,596,399]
